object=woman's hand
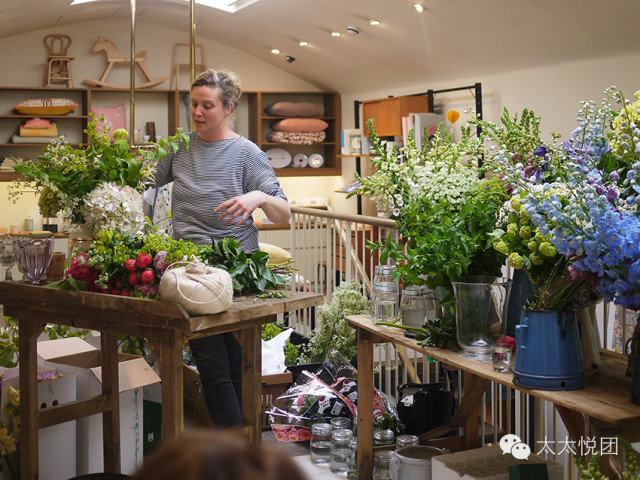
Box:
[215,191,290,226]
[215,191,265,225]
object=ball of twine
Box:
[159,261,233,315]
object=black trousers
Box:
[189,332,242,427]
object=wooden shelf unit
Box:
[246,90,342,177]
[1,87,342,180]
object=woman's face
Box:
[190,85,232,140]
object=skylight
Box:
[70,0,260,13]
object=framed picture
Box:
[342,129,362,155]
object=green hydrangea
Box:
[527,240,539,252]
[508,252,524,269]
[493,241,509,255]
[519,225,532,240]
[93,134,111,150]
[534,231,546,243]
[529,252,544,266]
[539,242,557,257]
[112,129,129,141]
[507,223,519,237]
[510,195,522,211]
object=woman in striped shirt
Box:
[153,69,290,427]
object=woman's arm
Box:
[215,191,291,226]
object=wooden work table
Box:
[0,281,324,480]
[346,314,640,480]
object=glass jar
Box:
[330,416,352,431]
[373,450,392,480]
[346,437,358,479]
[373,429,395,446]
[400,286,427,328]
[396,434,419,448]
[372,282,398,323]
[330,428,354,474]
[310,422,332,465]
[424,287,440,321]
[373,264,397,284]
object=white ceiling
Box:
[1,0,639,95]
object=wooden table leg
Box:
[18,312,47,480]
[419,372,490,451]
[101,331,121,473]
[238,323,263,445]
[154,335,184,439]
[356,327,374,480]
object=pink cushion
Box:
[264,102,321,117]
[23,118,52,128]
[271,118,328,133]
[91,103,126,141]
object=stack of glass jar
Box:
[371,265,399,323]
[400,285,440,329]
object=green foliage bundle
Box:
[299,281,370,363]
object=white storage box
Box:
[431,445,563,480]
[38,338,161,475]
[0,366,76,480]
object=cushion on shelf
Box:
[270,118,328,133]
[23,118,52,128]
[91,103,126,141]
[13,98,77,115]
[264,102,321,117]
[266,130,326,145]
[11,134,60,144]
[19,122,58,137]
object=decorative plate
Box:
[265,148,292,169]
[292,153,308,168]
[308,153,324,168]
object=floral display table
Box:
[346,314,640,480]
[0,281,323,479]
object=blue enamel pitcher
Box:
[513,309,586,390]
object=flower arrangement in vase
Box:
[350,119,509,348]
[475,86,640,389]
[10,115,189,236]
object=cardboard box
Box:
[431,445,563,480]
[0,366,76,480]
[37,338,161,475]
[183,363,292,429]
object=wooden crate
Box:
[183,364,292,429]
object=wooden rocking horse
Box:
[84,36,168,89]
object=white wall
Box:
[333,51,640,215]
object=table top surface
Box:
[0,281,325,336]
[346,314,640,427]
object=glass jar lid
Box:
[372,281,398,293]
[373,429,395,444]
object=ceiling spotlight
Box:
[285,56,296,63]
[413,3,424,12]
[331,31,341,37]
[346,25,360,35]
[369,19,380,26]
[299,40,309,47]
[271,48,280,54]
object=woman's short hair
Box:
[132,430,307,480]
[191,69,242,112]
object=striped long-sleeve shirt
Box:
[152,131,286,252]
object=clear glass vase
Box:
[451,276,513,361]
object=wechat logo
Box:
[499,434,531,460]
